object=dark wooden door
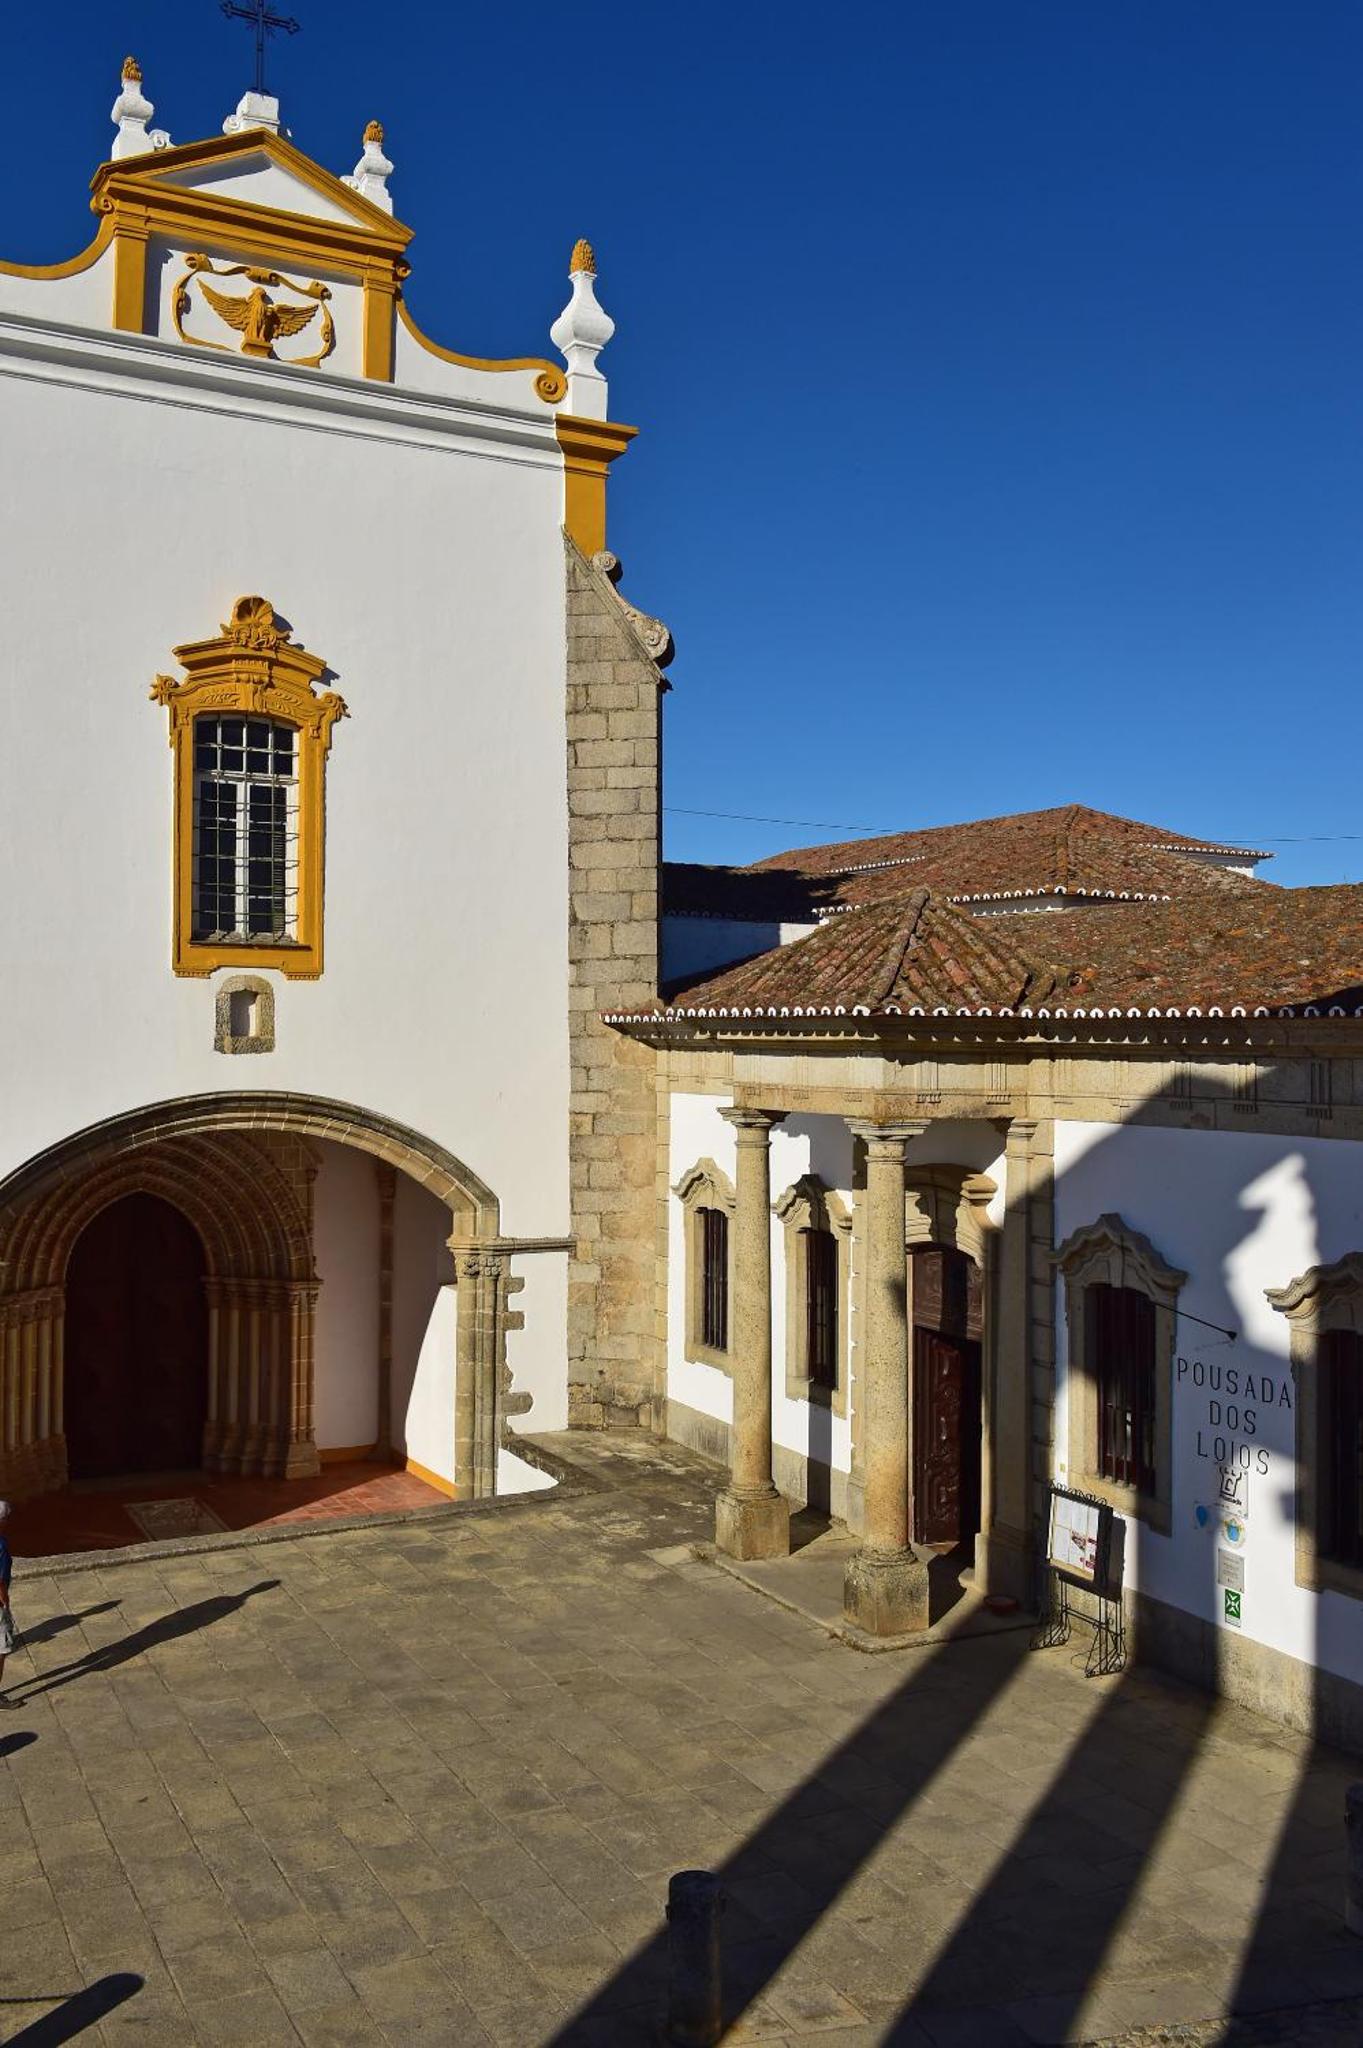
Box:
[65,1194,208,1481]
[910,1246,983,1547]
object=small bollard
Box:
[667,1868,724,2047]
[1347,1785,1363,1935]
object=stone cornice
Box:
[0,308,561,463]
[610,1012,1363,1058]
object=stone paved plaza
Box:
[2,1433,1363,2047]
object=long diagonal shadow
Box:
[2,1975,142,2045]
[551,1629,1034,2041]
[555,1629,1220,2042]
[3,1581,279,1703]
[886,1667,1218,2038]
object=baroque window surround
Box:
[774,1176,852,1415]
[1267,1251,1363,1601]
[1056,1213,1185,1536]
[151,595,347,979]
[674,1158,736,1371]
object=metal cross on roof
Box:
[220,0,301,98]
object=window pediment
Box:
[1055,1212,1186,1307]
[673,1158,736,1214]
[1267,1252,1363,1330]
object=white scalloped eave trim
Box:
[601,995,1363,1025]
[835,854,927,875]
[1143,840,1272,859]
[947,886,1171,905]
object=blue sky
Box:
[15,3,1363,884]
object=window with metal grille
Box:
[699,1207,729,1353]
[804,1226,838,1388]
[193,716,298,942]
[1322,1329,1363,1568]
[1087,1283,1156,1493]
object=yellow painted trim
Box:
[97,184,408,281]
[318,1443,380,1465]
[88,131,413,377]
[0,215,115,280]
[362,272,396,383]
[404,1455,456,1498]
[111,224,149,332]
[395,296,566,404]
[556,414,639,556]
[150,595,348,980]
[90,128,412,249]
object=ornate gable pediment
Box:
[90,129,413,247]
[88,128,412,380]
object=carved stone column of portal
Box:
[452,1246,512,1501]
[843,1122,929,1635]
[714,1107,789,1561]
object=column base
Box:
[976,1522,1033,1606]
[716,1486,790,1561]
[282,1438,321,1480]
[843,1546,930,1636]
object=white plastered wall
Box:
[0,249,115,326]
[312,1138,380,1451]
[1053,1119,1363,1690]
[0,295,573,1443]
[391,1170,457,1482]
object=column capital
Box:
[1004,1117,1040,1153]
[719,1106,786,1138]
[847,1119,929,1155]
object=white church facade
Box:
[0,59,658,1506]
[4,59,1363,1749]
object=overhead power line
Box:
[663,807,1363,846]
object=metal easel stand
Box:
[1030,1566,1127,1677]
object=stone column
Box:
[981,1117,1036,1602]
[843,1122,929,1635]
[714,1107,789,1561]
[451,1245,512,1501]
[282,1281,321,1479]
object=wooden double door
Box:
[65,1194,209,1481]
[910,1245,983,1548]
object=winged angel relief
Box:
[173,254,335,367]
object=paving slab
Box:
[0,1429,1358,2046]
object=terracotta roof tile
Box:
[636,885,1363,1020]
[745,803,1272,886]
[665,807,1269,925]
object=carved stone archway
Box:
[0,1093,511,1502]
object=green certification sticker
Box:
[1224,1588,1242,1628]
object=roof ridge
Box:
[864,887,931,1006]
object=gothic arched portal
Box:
[0,1092,510,1502]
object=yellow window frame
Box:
[150,595,347,979]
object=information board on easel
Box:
[1033,1482,1126,1674]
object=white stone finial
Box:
[111,56,172,159]
[550,239,614,421]
[341,120,394,214]
[224,89,282,137]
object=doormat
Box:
[124,1499,229,1542]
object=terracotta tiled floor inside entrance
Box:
[9,1461,449,1559]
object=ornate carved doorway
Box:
[65,1194,208,1480]
[910,1244,983,1547]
